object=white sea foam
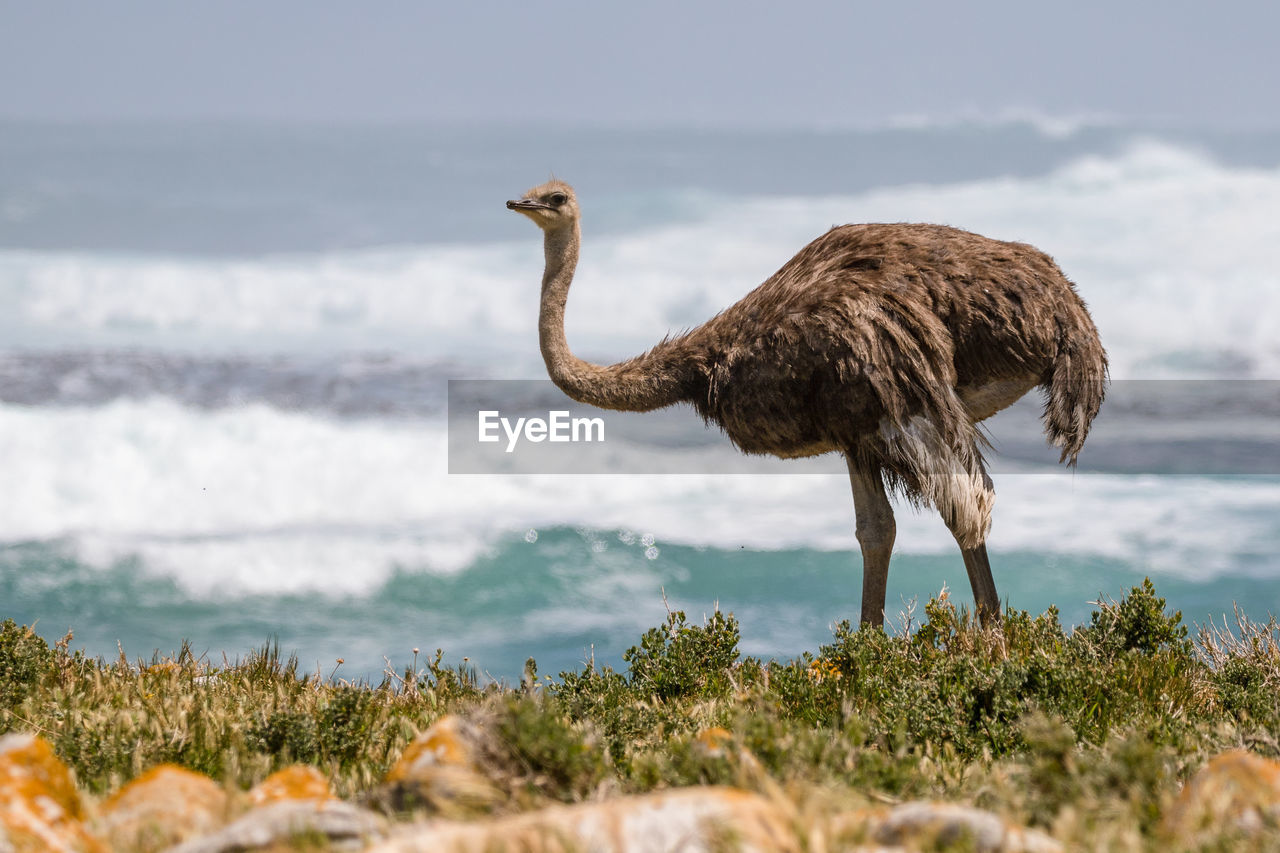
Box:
[3,400,1277,597]
[0,243,546,361]
[2,141,1278,376]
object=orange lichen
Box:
[95,763,227,852]
[693,726,734,758]
[384,715,475,783]
[247,765,333,806]
[0,733,104,853]
[1167,750,1280,840]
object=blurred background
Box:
[2,1,1278,680]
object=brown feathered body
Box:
[511,182,1106,550]
[585,225,1104,544]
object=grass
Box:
[4,579,1280,850]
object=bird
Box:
[507,180,1106,628]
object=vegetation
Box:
[4,579,1280,849]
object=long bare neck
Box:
[538,222,691,412]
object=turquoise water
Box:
[4,527,1268,681]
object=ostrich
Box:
[507,180,1106,628]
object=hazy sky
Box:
[2,1,1277,127]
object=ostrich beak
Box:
[507,198,549,211]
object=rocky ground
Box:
[6,720,1280,851]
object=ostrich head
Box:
[506,180,579,232]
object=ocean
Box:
[2,118,1279,681]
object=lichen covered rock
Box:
[93,763,227,852]
[247,764,333,806]
[367,786,795,853]
[692,726,734,758]
[378,714,500,815]
[0,733,104,853]
[864,801,1062,852]
[168,798,388,853]
[385,715,481,781]
[1166,750,1280,842]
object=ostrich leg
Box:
[943,461,1001,627]
[959,544,1001,627]
[847,459,896,628]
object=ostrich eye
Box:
[549,193,568,206]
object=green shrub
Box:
[1081,577,1191,656]
[1213,655,1277,723]
[0,619,53,718]
[317,686,376,767]
[623,609,741,701]
[552,663,658,764]
[763,653,843,727]
[250,710,320,764]
[408,648,487,706]
[492,695,610,802]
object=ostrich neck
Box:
[538,223,689,412]
[537,226,583,387]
